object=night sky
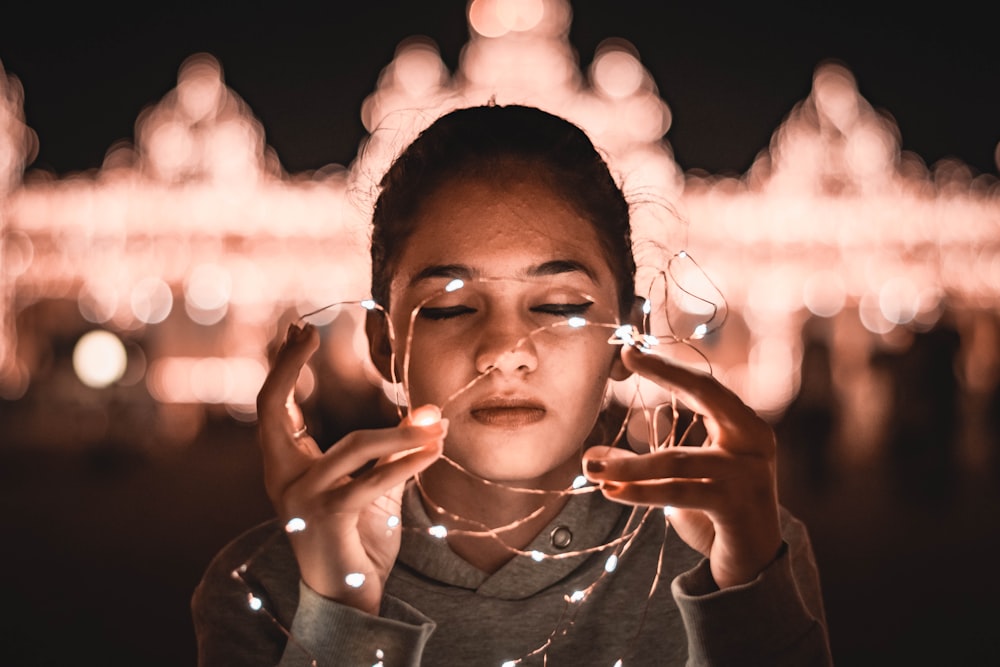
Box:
[1,0,998,178]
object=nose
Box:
[474,319,539,376]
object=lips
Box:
[469,397,546,428]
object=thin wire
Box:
[237,257,724,662]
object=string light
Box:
[604,554,619,573]
[284,517,306,533]
[611,324,659,353]
[234,264,721,663]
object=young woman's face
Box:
[385,174,627,486]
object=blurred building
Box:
[1,0,998,474]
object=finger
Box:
[256,324,323,488]
[622,346,772,451]
[304,419,448,491]
[583,445,744,484]
[331,438,443,512]
[599,477,721,509]
[258,323,320,420]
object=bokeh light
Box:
[72,330,128,388]
[0,0,996,446]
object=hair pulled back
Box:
[370,104,636,316]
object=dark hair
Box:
[370,104,636,316]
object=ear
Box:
[609,296,646,381]
[365,309,394,381]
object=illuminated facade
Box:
[1,0,998,456]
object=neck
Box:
[416,457,577,574]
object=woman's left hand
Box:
[583,345,783,589]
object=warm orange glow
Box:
[592,41,647,99]
[469,0,545,37]
[130,276,173,324]
[0,0,997,446]
[147,356,266,407]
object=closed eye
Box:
[532,302,593,317]
[418,305,476,320]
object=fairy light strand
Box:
[235,254,723,664]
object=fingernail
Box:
[585,459,606,473]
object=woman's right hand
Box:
[256,322,446,615]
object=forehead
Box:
[392,176,610,282]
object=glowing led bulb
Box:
[429,525,448,538]
[361,299,377,310]
[614,324,633,343]
[605,554,619,573]
[678,250,688,259]
[387,514,401,529]
[247,594,263,611]
[410,404,442,426]
[613,660,623,667]
[284,517,306,533]
[663,505,676,517]
[692,323,708,339]
[501,661,517,667]
[345,572,366,588]
[567,316,587,328]
[572,475,588,489]
[445,278,464,292]
[642,299,652,314]
[569,590,586,602]
[530,550,545,562]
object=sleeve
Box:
[192,522,436,667]
[277,583,435,667]
[669,509,833,666]
[191,524,297,667]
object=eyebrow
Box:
[529,259,597,281]
[408,264,474,287]
[408,259,597,287]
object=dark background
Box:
[2,2,999,665]
[1,0,998,177]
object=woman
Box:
[193,104,832,665]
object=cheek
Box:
[551,336,617,395]
[396,335,468,407]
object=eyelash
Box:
[418,302,594,321]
